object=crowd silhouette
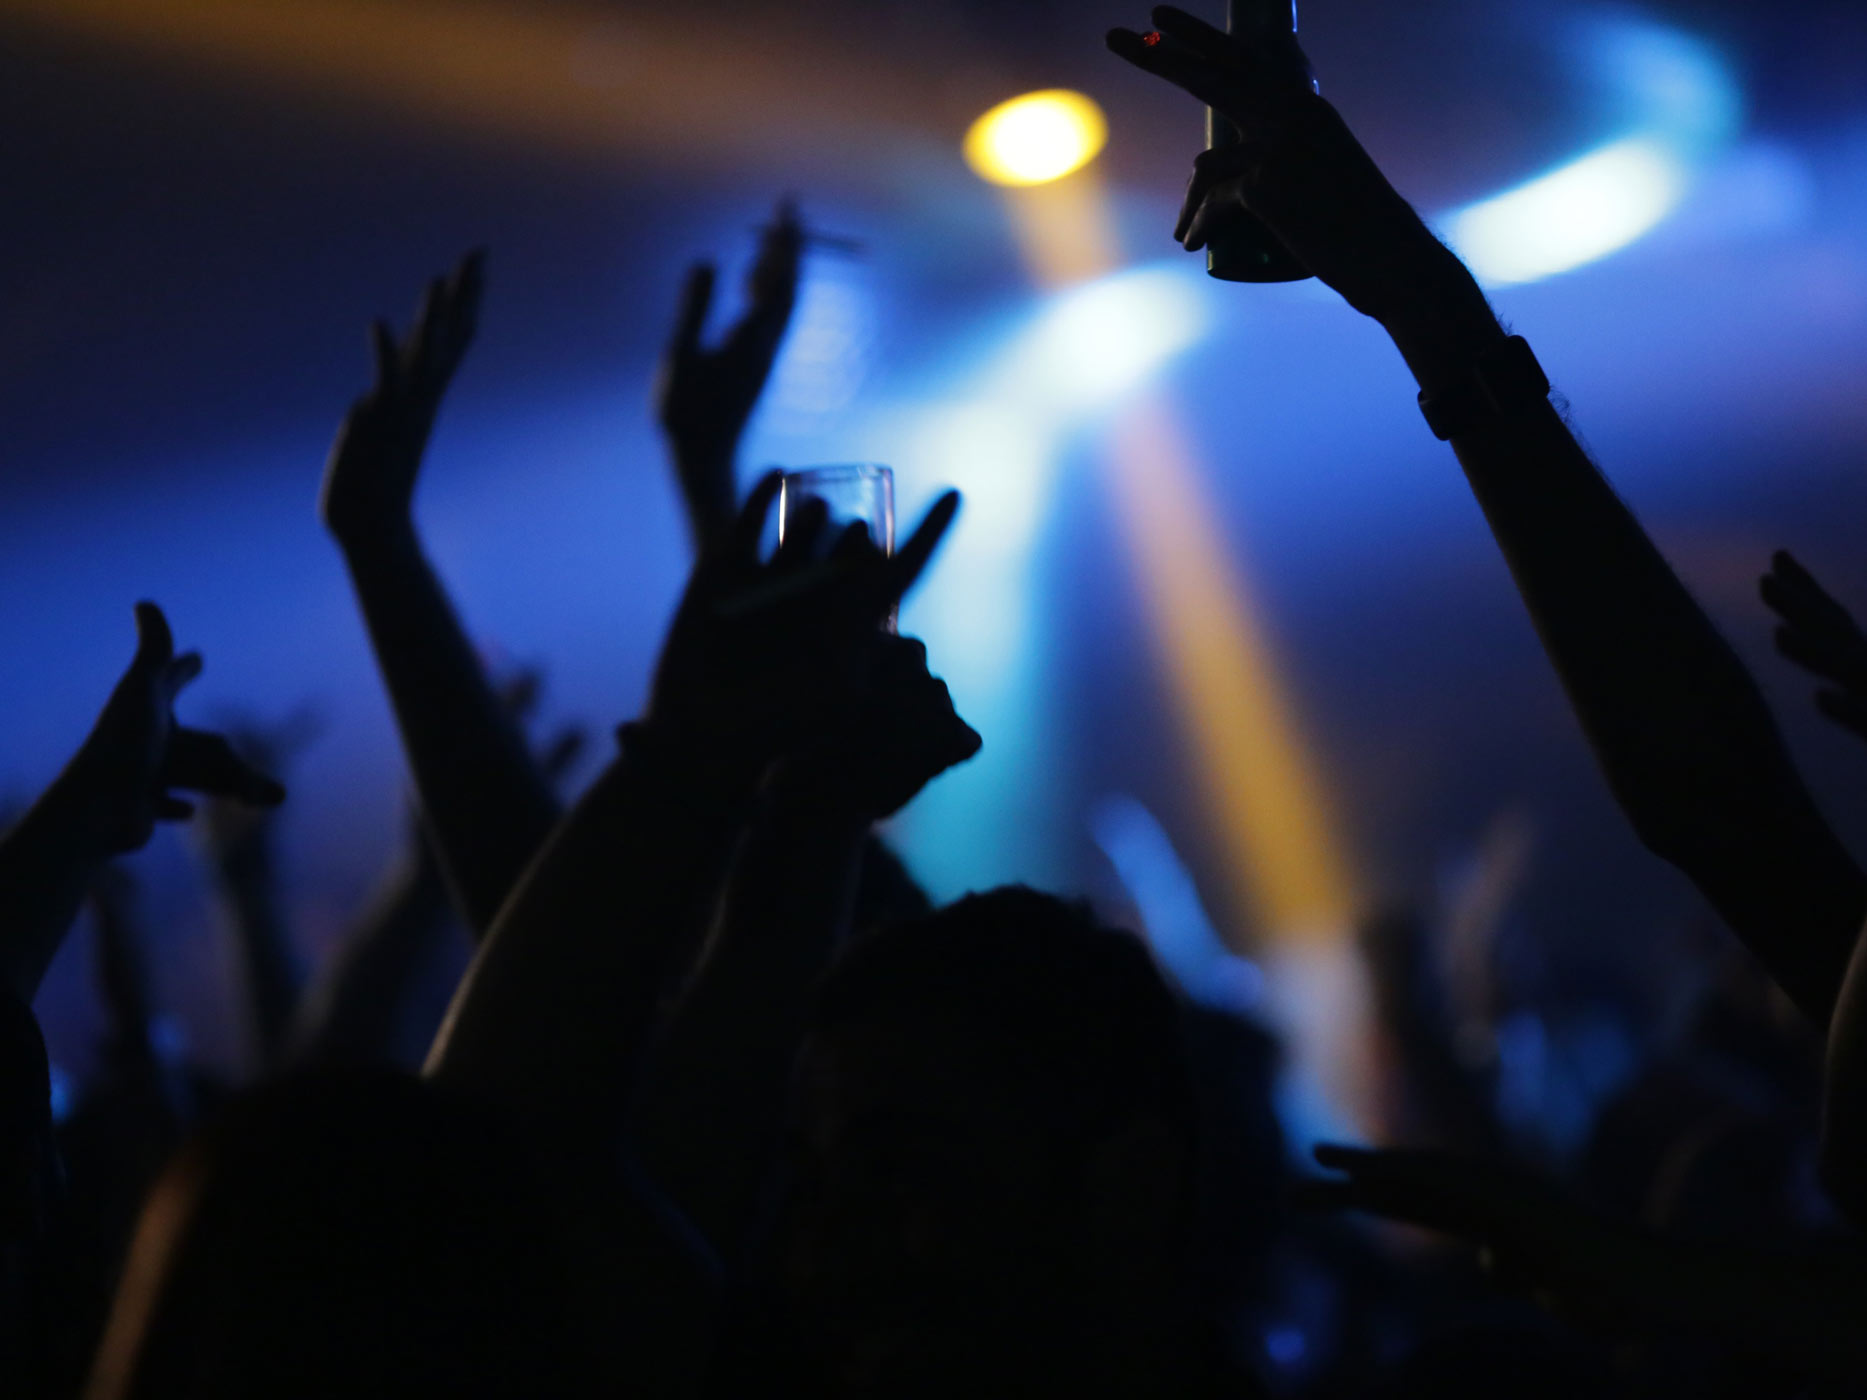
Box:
[3,5,1866,1396]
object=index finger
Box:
[884,490,961,602]
[1106,26,1235,109]
[1151,5,1248,63]
[728,470,784,563]
[668,262,716,361]
[164,728,287,807]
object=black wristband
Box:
[1417,335,1550,441]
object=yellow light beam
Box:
[1103,395,1356,941]
[962,88,1354,944]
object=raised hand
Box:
[0,605,284,1005]
[1761,551,1867,743]
[655,201,803,551]
[775,633,980,821]
[646,471,961,781]
[55,603,285,858]
[319,249,484,546]
[495,666,588,789]
[1106,6,1468,324]
[195,707,320,879]
[319,252,571,939]
[1301,1145,1672,1332]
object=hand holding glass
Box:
[778,465,897,628]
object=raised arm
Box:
[1108,7,1865,1027]
[194,716,318,1072]
[426,475,959,1121]
[288,805,454,1069]
[421,480,956,1393]
[631,630,979,1255]
[293,677,585,1070]
[0,604,284,1008]
[319,251,560,938]
[1759,551,1867,1217]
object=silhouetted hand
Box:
[775,632,981,821]
[196,707,320,883]
[496,666,588,789]
[647,471,960,781]
[656,201,802,548]
[1106,6,1467,323]
[50,604,285,859]
[1301,1144,1683,1333]
[320,250,484,546]
[1761,551,1867,743]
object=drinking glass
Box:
[778,464,898,629]
[778,464,895,556]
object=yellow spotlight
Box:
[964,89,1108,187]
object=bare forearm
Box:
[1379,268,1864,1024]
[634,779,866,1252]
[213,862,303,1067]
[0,790,100,1005]
[338,524,562,936]
[292,846,454,1067]
[426,737,757,1126]
[668,443,737,558]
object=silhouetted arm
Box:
[1110,7,1864,1026]
[1395,298,1862,1027]
[1308,1144,1867,1383]
[294,688,584,1070]
[290,813,455,1068]
[89,866,158,1074]
[0,605,283,1007]
[632,635,978,1254]
[428,480,958,1119]
[197,738,306,1071]
[320,251,560,938]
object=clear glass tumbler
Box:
[778,464,897,627]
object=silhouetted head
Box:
[774,886,1204,1393]
[85,1069,582,1400]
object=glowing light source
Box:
[963,89,1108,187]
[1012,262,1210,418]
[1437,17,1741,287]
[1446,137,1690,287]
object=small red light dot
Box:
[1142,30,1162,45]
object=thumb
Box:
[131,602,174,674]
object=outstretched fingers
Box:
[884,490,962,603]
[162,727,287,808]
[1106,25,1227,107]
[739,197,803,350]
[1304,1144,1499,1236]
[772,498,831,572]
[668,262,717,364]
[369,319,401,394]
[1762,551,1867,696]
[1177,145,1265,246]
[130,601,175,676]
